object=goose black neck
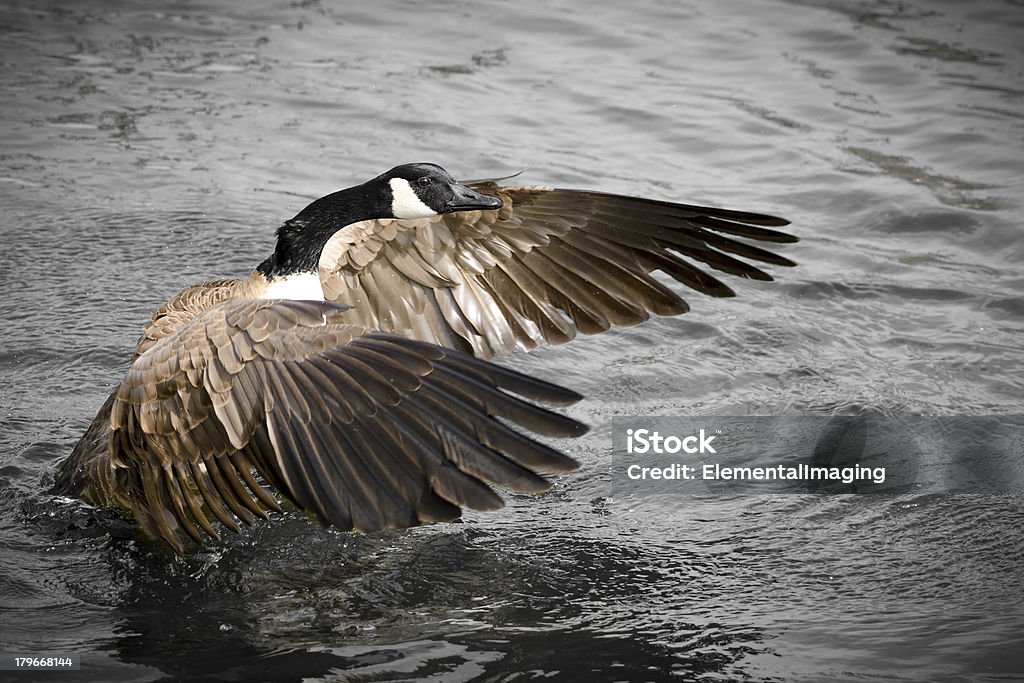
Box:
[256,181,389,279]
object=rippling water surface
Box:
[1,0,1023,680]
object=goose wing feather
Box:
[108,298,586,553]
[319,182,796,358]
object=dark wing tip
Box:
[737,212,791,228]
[376,335,588,408]
[446,352,587,408]
[759,225,798,241]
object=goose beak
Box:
[444,183,503,213]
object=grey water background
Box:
[0,0,1022,680]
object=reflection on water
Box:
[1,0,1023,680]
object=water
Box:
[1,0,1022,680]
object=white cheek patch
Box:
[389,178,437,219]
[260,272,325,301]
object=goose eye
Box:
[416,177,431,188]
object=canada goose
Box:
[56,162,795,554]
[56,164,589,554]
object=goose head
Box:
[377,162,503,218]
[283,162,503,233]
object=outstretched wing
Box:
[319,181,797,358]
[109,298,586,553]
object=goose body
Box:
[57,164,586,553]
[57,163,796,554]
